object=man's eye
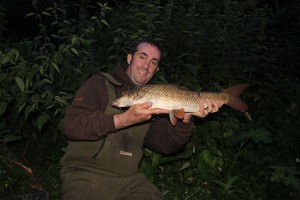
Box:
[139,55,146,60]
[151,61,158,66]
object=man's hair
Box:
[130,39,162,56]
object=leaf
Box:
[71,36,77,45]
[0,101,8,115]
[201,149,211,164]
[25,12,35,18]
[40,78,53,84]
[51,21,58,25]
[51,62,60,73]
[3,135,21,143]
[139,160,154,179]
[96,2,104,7]
[41,11,52,16]
[33,55,48,61]
[72,68,83,74]
[18,102,26,113]
[224,131,253,147]
[37,114,48,131]
[227,175,240,186]
[208,121,222,138]
[55,96,66,105]
[180,162,191,171]
[24,103,37,120]
[91,16,97,21]
[0,73,9,83]
[101,19,110,27]
[70,48,79,56]
[150,152,162,167]
[251,127,272,144]
[213,180,229,190]
[245,112,253,121]
[15,77,25,92]
[50,34,61,39]
[63,20,70,24]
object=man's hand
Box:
[183,99,224,123]
[114,102,169,129]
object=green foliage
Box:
[213,175,242,197]
[269,165,300,191]
[0,1,113,144]
[0,0,300,199]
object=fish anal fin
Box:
[169,113,177,126]
[172,108,185,119]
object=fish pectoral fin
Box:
[169,112,177,126]
[169,109,185,126]
[133,91,145,100]
[172,108,185,119]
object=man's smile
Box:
[138,68,148,75]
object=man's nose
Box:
[142,60,150,69]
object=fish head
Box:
[111,88,144,108]
[112,92,134,107]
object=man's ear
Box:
[127,54,132,65]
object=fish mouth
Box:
[111,100,119,107]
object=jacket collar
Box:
[111,65,135,90]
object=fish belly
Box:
[150,97,200,113]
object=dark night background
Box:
[0,0,299,199]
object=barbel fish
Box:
[112,84,249,125]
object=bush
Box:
[1,0,299,199]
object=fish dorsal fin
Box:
[172,108,185,119]
[169,113,177,126]
[175,84,189,90]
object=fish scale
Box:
[136,85,224,112]
[112,84,249,125]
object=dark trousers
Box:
[61,170,166,200]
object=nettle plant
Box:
[0,2,112,143]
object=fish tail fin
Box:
[223,84,250,112]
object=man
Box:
[60,39,223,200]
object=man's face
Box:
[126,42,161,86]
